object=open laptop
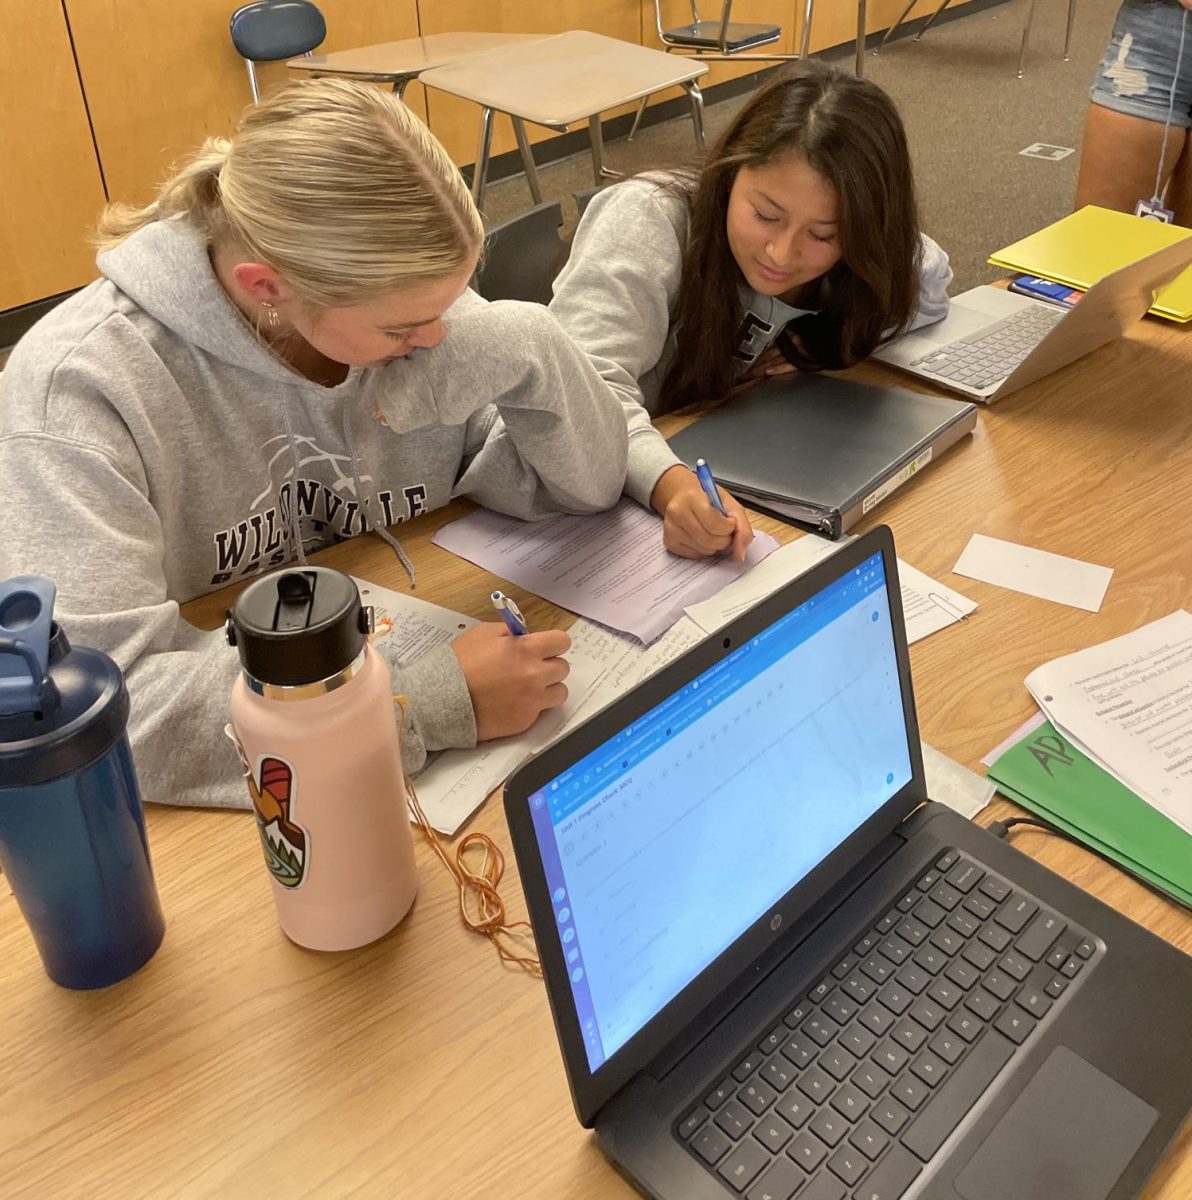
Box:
[872,235,1192,403]
[505,526,1192,1200]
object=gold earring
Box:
[261,301,280,329]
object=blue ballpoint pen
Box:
[491,590,529,636]
[695,458,730,518]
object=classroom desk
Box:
[418,31,708,207]
[285,32,546,98]
[3,314,1192,1199]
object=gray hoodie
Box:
[0,219,628,808]
[550,175,954,507]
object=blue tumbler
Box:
[0,576,164,988]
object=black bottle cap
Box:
[226,568,370,687]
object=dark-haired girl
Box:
[551,60,951,560]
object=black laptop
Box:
[504,526,1192,1200]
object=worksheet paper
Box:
[897,563,978,644]
[432,499,780,644]
[683,537,977,645]
[353,577,478,652]
[350,577,600,834]
[1025,610,1192,836]
[953,534,1112,613]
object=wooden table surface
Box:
[417,31,708,129]
[286,32,548,83]
[2,313,1191,1199]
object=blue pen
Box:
[491,590,529,636]
[695,458,729,517]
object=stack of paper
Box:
[981,610,1192,909]
[1023,611,1192,839]
[986,715,1192,908]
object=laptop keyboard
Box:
[910,305,1065,391]
[676,849,1099,1200]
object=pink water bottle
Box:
[225,568,417,950]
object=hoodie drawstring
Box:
[277,390,308,567]
[341,399,417,590]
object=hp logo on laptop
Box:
[770,914,782,932]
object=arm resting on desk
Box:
[378,298,628,520]
[0,433,475,810]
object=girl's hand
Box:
[744,342,799,381]
[451,623,571,741]
[650,465,755,560]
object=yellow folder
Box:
[988,205,1192,323]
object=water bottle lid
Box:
[225,567,372,687]
[0,575,129,786]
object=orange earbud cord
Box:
[396,696,541,976]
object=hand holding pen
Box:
[649,460,755,562]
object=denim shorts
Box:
[1090,0,1192,128]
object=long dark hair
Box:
[657,61,923,414]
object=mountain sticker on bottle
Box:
[225,727,309,888]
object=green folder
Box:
[986,720,1192,910]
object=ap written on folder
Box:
[1025,610,1192,838]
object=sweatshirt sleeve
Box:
[377,298,628,522]
[0,426,475,810]
[549,181,686,508]
[908,234,954,331]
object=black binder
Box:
[666,374,977,538]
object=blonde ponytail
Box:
[94,140,232,250]
[93,80,483,307]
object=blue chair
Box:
[229,1,327,103]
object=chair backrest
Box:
[473,201,567,305]
[573,186,600,221]
[229,0,326,63]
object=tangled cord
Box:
[396,696,541,976]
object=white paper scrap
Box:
[953,534,1112,613]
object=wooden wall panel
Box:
[799,0,969,56]
[67,0,424,208]
[418,1,642,166]
[0,1,108,310]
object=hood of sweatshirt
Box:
[97,218,362,390]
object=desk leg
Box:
[512,117,544,206]
[856,0,868,76]
[471,108,494,208]
[800,0,815,57]
[394,77,412,101]
[682,82,705,152]
[588,113,621,184]
[1018,0,1038,77]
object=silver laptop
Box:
[873,236,1192,403]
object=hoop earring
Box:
[261,301,280,329]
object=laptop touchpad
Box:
[953,1046,1157,1200]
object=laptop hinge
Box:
[647,831,908,1082]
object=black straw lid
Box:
[225,568,372,687]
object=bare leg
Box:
[1166,129,1192,226]
[1074,103,1187,214]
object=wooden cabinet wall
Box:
[1,2,108,311]
[2,0,977,316]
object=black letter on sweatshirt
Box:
[403,484,427,520]
[214,523,251,572]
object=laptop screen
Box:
[526,548,912,1073]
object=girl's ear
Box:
[231,261,290,306]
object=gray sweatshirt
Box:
[0,219,628,808]
[550,175,954,507]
